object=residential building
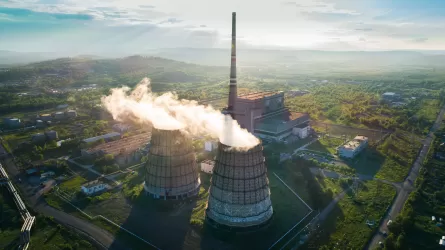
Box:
[81,180,109,195]
[39,114,52,122]
[201,160,215,174]
[233,91,310,141]
[337,135,369,158]
[31,133,46,143]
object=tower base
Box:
[205,211,274,233]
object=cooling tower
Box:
[205,142,273,230]
[144,128,200,199]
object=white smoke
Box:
[101,78,260,148]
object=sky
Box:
[1,0,445,55]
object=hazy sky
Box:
[1,0,445,54]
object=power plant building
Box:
[234,92,310,141]
[144,128,200,199]
[205,12,273,231]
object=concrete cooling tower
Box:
[144,128,200,199]
[205,142,273,230]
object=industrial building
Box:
[82,132,151,166]
[3,118,21,129]
[82,132,121,144]
[337,135,369,158]
[39,114,52,122]
[81,180,109,195]
[44,130,58,141]
[205,12,273,231]
[206,142,273,230]
[143,128,200,200]
[54,112,65,120]
[233,91,310,141]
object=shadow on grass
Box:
[343,148,386,177]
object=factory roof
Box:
[86,132,151,156]
[255,112,309,134]
[238,91,281,101]
[82,132,121,144]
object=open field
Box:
[45,160,317,250]
[306,136,344,155]
[302,180,396,249]
[311,121,388,144]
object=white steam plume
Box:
[101,78,259,148]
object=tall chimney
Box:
[227,12,237,119]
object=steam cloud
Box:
[101,78,259,148]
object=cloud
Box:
[411,37,428,43]
[159,17,183,25]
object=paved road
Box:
[0,157,127,250]
[367,104,445,249]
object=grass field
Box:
[306,137,344,155]
[303,180,396,249]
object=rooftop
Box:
[82,132,121,144]
[87,132,151,156]
[339,136,368,151]
[255,112,309,134]
[238,91,281,101]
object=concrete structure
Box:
[144,128,200,200]
[233,91,310,141]
[3,118,21,128]
[44,130,58,141]
[82,132,121,144]
[54,111,65,120]
[39,114,52,122]
[31,133,46,143]
[206,142,273,230]
[36,120,45,128]
[82,132,151,166]
[66,110,77,118]
[201,160,215,174]
[337,135,369,158]
[292,123,311,139]
[81,180,109,195]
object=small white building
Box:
[201,160,215,174]
[292,124,311,139]
[337,135,369,158]
[81,180,109,195]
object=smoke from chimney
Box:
[101,78,259,149]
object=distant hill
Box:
[0,55,227,87]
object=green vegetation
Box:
[384,129,445,249]
[304,180,396,250]
[307,136,344,154]
[1,190,97,250]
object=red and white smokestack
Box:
[227,12,237,119]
